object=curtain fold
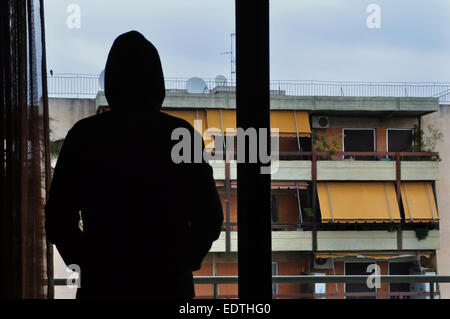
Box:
[1,0,53,298]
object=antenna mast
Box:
[220,33,236,83]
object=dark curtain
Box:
[0,0,53,298]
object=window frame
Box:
[342,128,377,153]
[386,128,414,153]
[344,261,378,299]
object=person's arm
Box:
[45,127,83,267]
[186,131,224,271]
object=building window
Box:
[345,262,376,299]
[272,262,279,297]
[387,129,413,152]
[343,129,376,160]
[389,262,411,299]
[271,194,279,222]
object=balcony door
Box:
[387,129,413,152]
[345,262,376,299]
[343,129,375,160]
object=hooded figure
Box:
[45,31,223,299]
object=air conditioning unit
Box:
[313,258,333,270]
[311,116,329,129]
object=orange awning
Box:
[401,182,439,222]
[206,109,236,133]
[317,182,402,223]
[315,252,431,259]
[270,110,311,137]
[162,109,207,136]
[164,109,311,140]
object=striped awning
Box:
[401,182,439,222]
[317,182,402,223]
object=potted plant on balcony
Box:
[313,130,341,160]
[408,124,442,161]
[415,227,429,241]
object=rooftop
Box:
[93,91,439,117]
[48,74,450,104]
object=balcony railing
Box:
[54,274,450,299]
[215,151,440,246]
[47,73,450,103]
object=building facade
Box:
[51,89,445,299]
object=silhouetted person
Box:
[45,31,223,299]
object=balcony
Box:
[210,151,440,182]
[210,230,439,253]
[212,151,440,253]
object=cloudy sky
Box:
[44,0,450,82]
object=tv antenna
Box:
[220,33,236,83]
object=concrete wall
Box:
[325,116,419,129]
[210,160,440,181]
[211,230,439,253]
[95,90,439,114]
[49,98,96,140]
[423,105,450,298]
[48,97,96,299]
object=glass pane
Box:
[388,130,413,152]
[45,0,235,299]
[270,0,447,299]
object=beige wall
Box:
[423,105,450,298]
[53,247,77,299]
[49,98,96,141]
[49,98,95,299]
[326,116,419,129]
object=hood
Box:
[104,31,165,112]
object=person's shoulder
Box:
[159,111,195,131]
[69,112,113,134]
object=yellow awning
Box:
[162,110,207,135]
[317,182,402,223]
[206,109,236,133]
[315,252,359,259]
[270,110,311,137]
[165,109,311,138]
[315,252,431,260]
[401,182,439,222]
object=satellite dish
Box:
[99,69,105,91]
[215,74,227,86]
[186,77,208,93]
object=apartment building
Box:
[99,90,445,298]
[50,88,444,299]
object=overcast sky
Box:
[44,0,450,82]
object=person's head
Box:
[104,31,165,112]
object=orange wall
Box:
[315,127,388,153]
[213,261,309,299]
[220,194,299,226]
[277,194,299,223]
[378,261,389,299]
[376,128,387,152]
[193,263,213,298]
[220,194,237,230]
[279,137,300,152]
[216,263,238,297]
[277,261,307,298]
[312,262,345,299]
[314,128,342,160]
[314,128,342,150]
[194,260,390,299]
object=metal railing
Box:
[46,73,450,103]
[47,73,100,98]
[215,151,440,240]
[54,275,450,299]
